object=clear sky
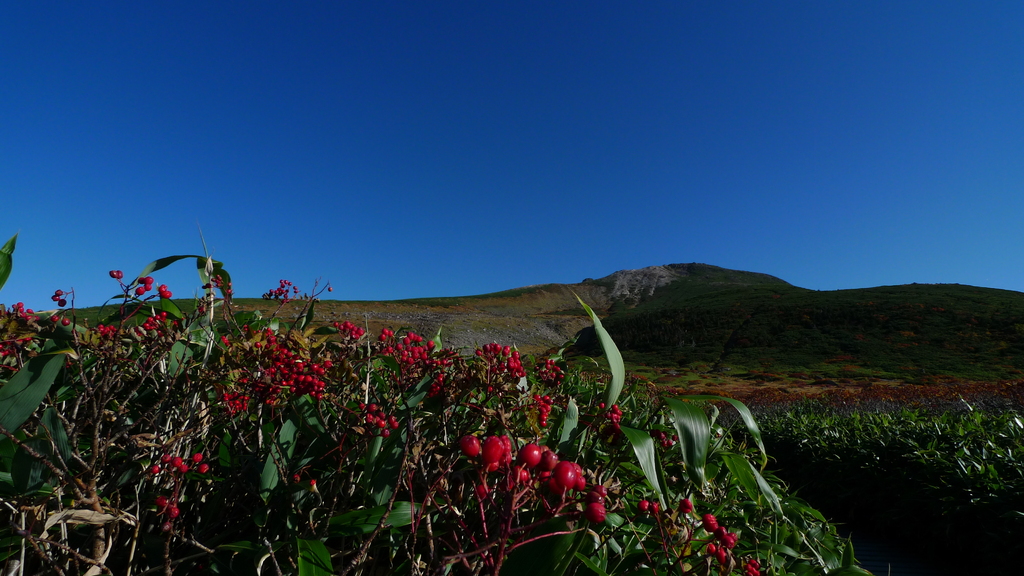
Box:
[3,2,1023,310]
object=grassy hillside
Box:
[67,264,1024,382]
[604,282,1024,381]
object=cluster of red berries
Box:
[650,429,678,449]
[93,324,119,339]
[378,328,395,342]
[358,403,400,437]
[211,274,233,297]
[638,498,661,515]
[460,434,513,472]
[137,311,177,336]
[221,391,250,415]
[475,343,526,378]
[380,331,437,368]
[535,358,565,385]
[49,289,68,308]
[332,320,366,340]
[151,452,210,476]
[48,314,72,327]
[6,302,37,320]
[109,270,124,281]
[532,394,554,427]
[154,495,180,532]
[262,279,300,302]
[226,327,333,402]
[601,403,624,439]
[583,485,608,523]
[702,514,740,567]
[742,559,762,576]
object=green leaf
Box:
[720,452,759,500]
[664,398,710,487]
[574,552,612,576]
[12,438,51,494]
[160,297,183,319]
[825,568,874,576]
[327,502,419,536]
[0,353,64,433]
[41,407,72,467]
[677,394,767,468]
[297,300,316,330]
[430,326,443,350]
[167,341,192,378]
[575,296,625,407]
[502,517,581,576]
[0,232,16,293]
[557,398,580,457]
[840,539,856,568]
[620,426,664,506]
[138,255,203,279]
[296,538,333,576]
[720,452,783,516]
[259,418,298,502]
[402,373,434,411]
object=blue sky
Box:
[3,2,1023,309]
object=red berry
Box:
[517,443,542,468]
[702,514,719,532]
[109,270,123,279]
[161,521,172,532]
[639,500,650,512]
[61,318,70,326]
[155,496,168,508]
[177,463,189,473]
[679,498,693,514]
[171,457,183,467]
[481,436,504,465]
[547,476,566,494]
[192,453,203,463]
[197,463,210,474]
[584,502,607,523]
[161,454,172,464]
[539,449,559,471]
[149,465,161,475]
[475,483,489,500]
[135,286,146,296]
[553,461,577,491]
[459,435,481,458]
[167,506,180,518]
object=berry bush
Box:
[0,242,863,575]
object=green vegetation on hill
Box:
[66,263,1024,382]
[605,282,1024,381]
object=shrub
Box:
[0,246,859,575]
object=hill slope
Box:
[76,263,1024,381]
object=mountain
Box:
[80,263,1024,382]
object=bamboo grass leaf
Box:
[679,394,768,468]
[621,426,665,506]
[575,295,625,407]
[0,232,16,293]
[664,398,710,487]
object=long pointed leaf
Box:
[557,398,580,457]
[296,538,333,576]
[679,394,767,468]
[41,407,73,466]
[138,255,203,279]
[664,398,710,487]
[575,296,625,407]
[0,354,64,433]
[0,232,16,293]
[620,426,665,506]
